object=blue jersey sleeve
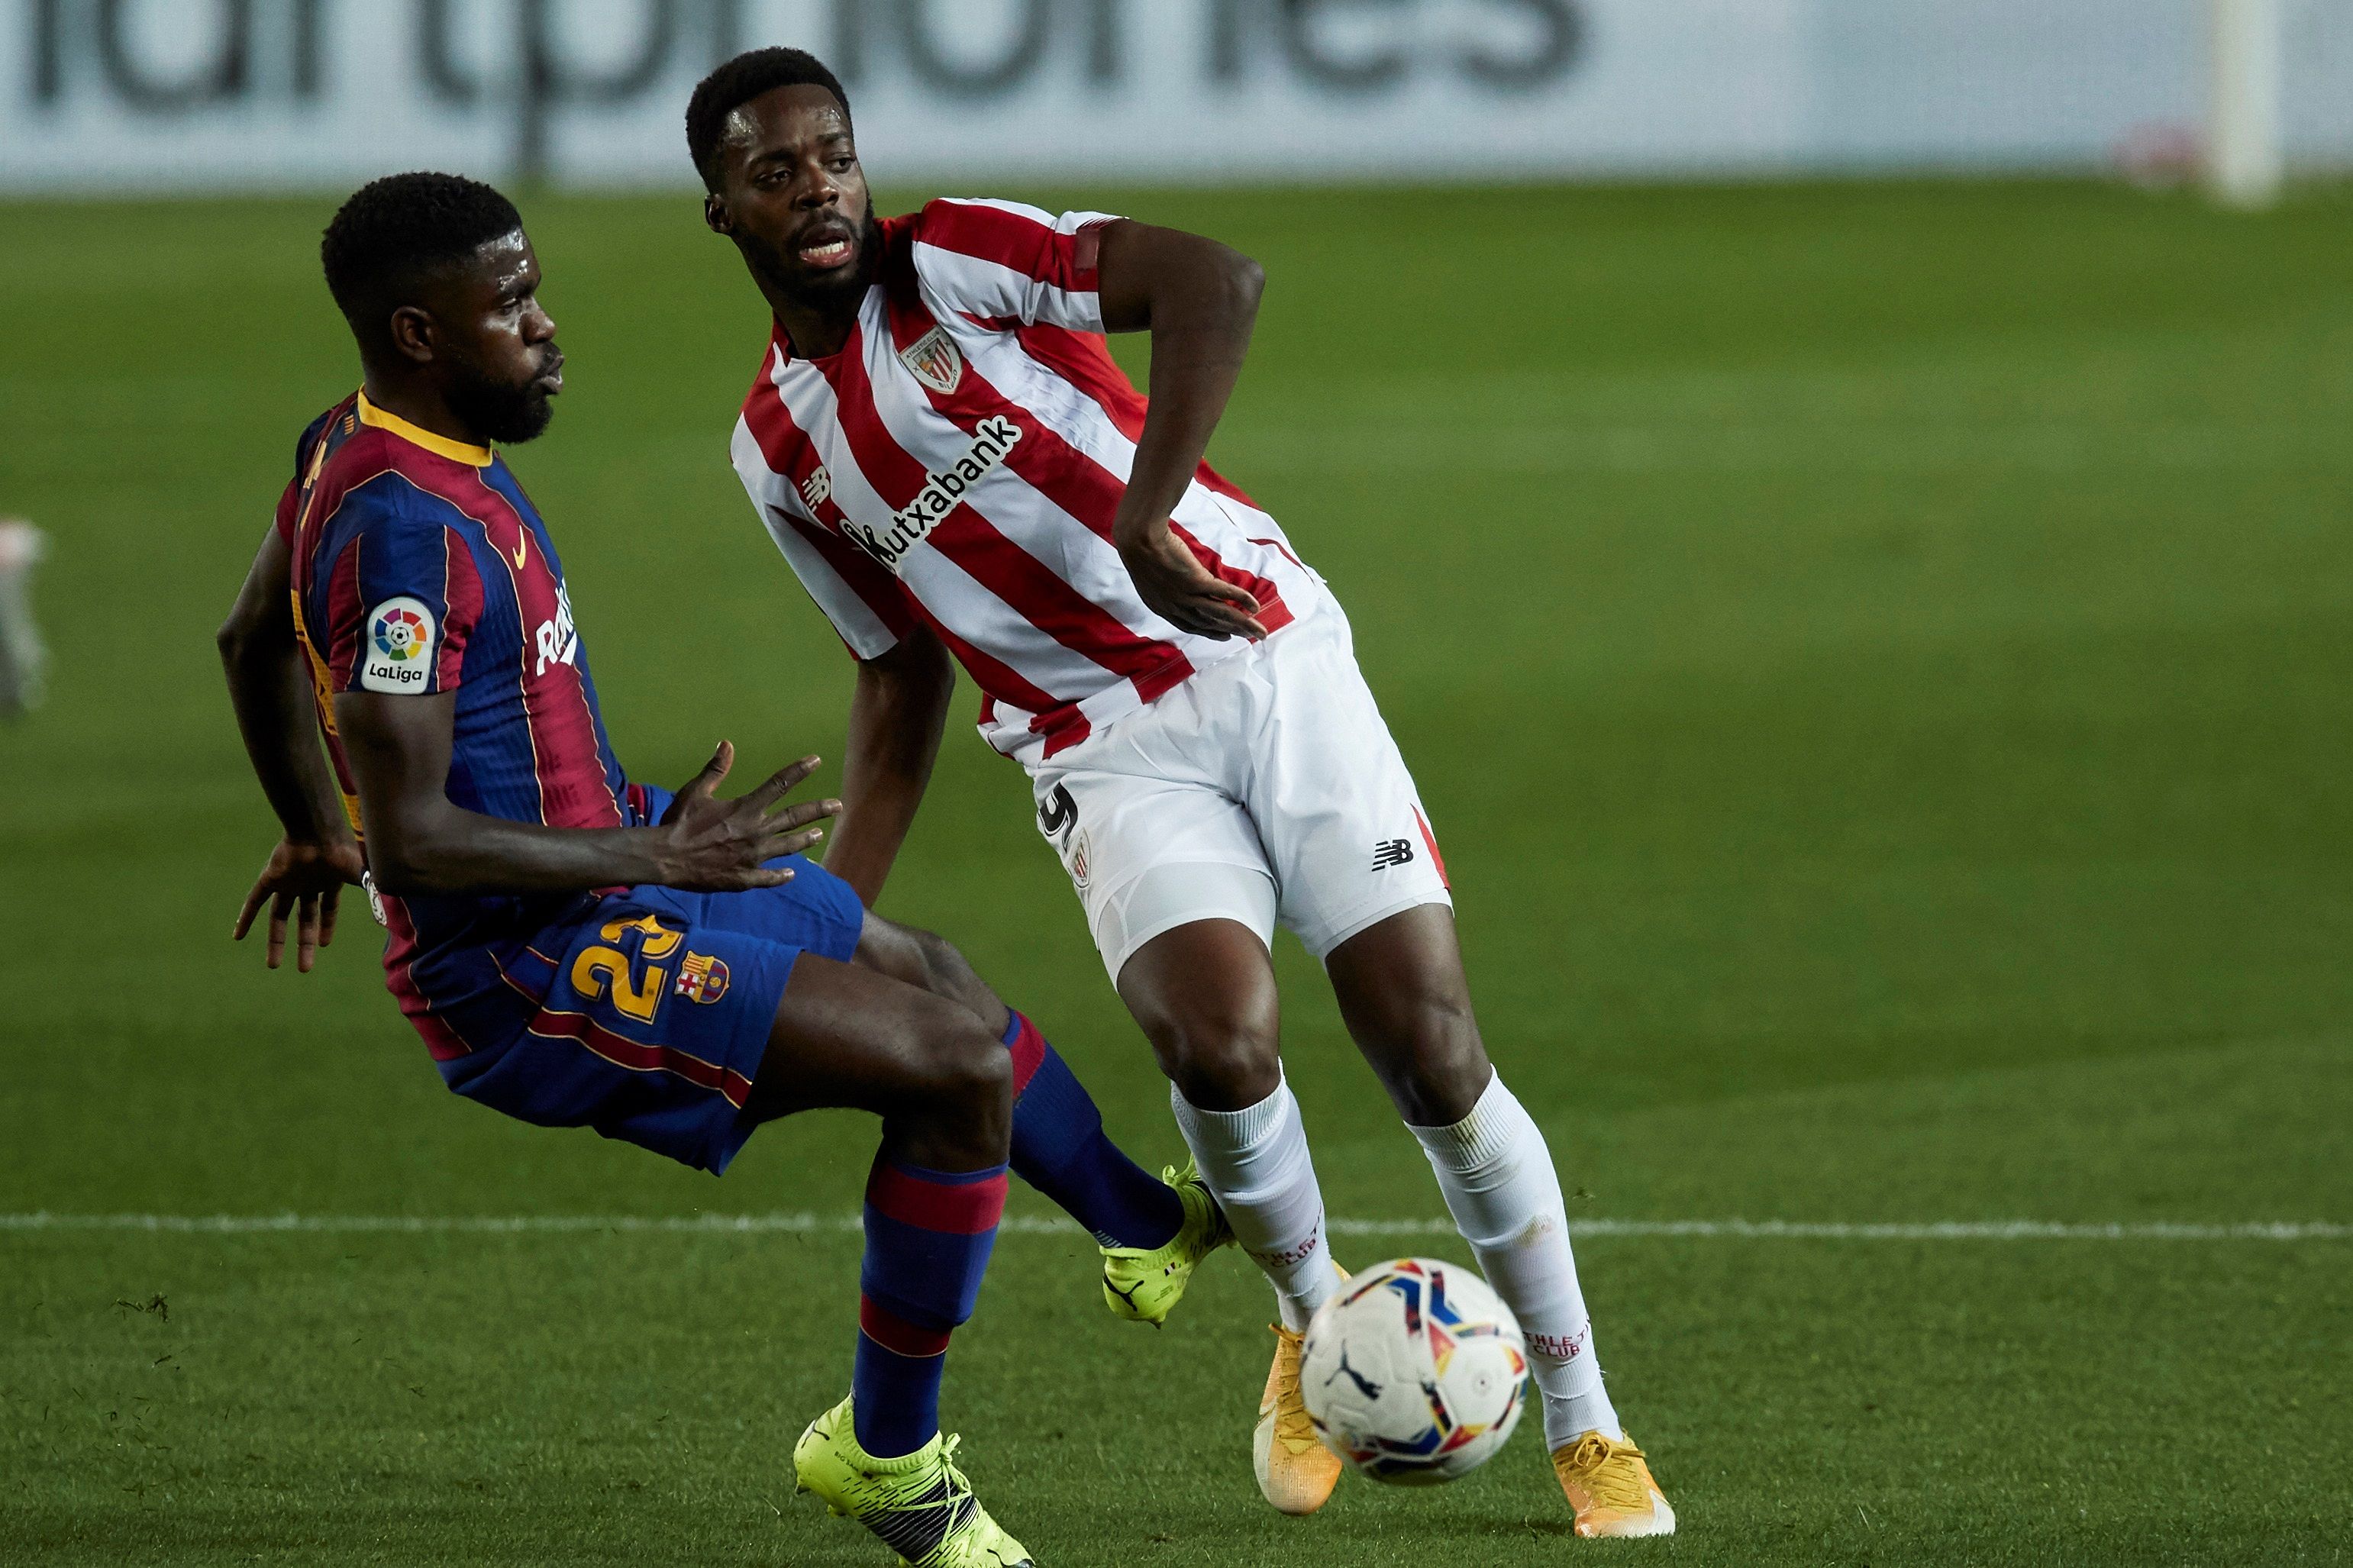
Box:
[318,482,489,698]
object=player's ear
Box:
[386,304,438,366]
[703,192,733,237]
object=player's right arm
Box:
[825,624,956,908]
[308,491,836,900]
[219,521,366,971]
[334,694,834,898]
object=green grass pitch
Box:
[2,180,2349,1566]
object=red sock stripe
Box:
[859,1295,953,1359]
[865,1163,1010,1236]
[1006,1014,1047,1095]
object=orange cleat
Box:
[1551,1429,1677,1537]
[1253,1321,1344,1515]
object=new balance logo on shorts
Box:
[1372,838,1415,870]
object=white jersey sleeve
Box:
[729,415,908,660]
[909,198,1122,334]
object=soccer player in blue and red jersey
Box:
[216,173,1228,1568]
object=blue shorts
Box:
[437,853,867,1174]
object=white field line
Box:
[0,1213,2344,1241]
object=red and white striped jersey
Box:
[730,197,1320,765]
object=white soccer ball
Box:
[1299,1257,1529,1485]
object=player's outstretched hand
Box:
[654,742,841,892]
[1121,523,1269,641]
[233,837,366,973]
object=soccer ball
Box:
[1299,1257,1528,1485]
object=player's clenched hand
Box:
[1120,523,1268,641]
[654,742,841,892]
[233,837,366,973]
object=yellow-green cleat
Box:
[792,1396,1034,1567]
[1101,1159,1234,1325]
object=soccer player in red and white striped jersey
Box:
[691,49,1674,1537]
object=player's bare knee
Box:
[955,1027,1015,1111]
[904,1018,1015,1153]
[1145,997,1281,1111]
[1375,999,1490,1124]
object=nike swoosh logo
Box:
[509,531,528,570]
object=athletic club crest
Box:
[673,952,731,1005]
[898,326,963,393]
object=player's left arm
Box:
[218,525,365,972]
[826,624,956,908]
[1094,220,1272,643]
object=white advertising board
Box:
[1,0,2348,192]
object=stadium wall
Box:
[4,0,2352,192]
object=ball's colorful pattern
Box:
[1299,1257,1529,1486]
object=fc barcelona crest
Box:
[674,952,731,1005]
[899,326,963,394]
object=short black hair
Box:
[686,47,851,191]
[320,172,524,346]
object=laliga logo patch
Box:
[673,951,731,1005]
[374,608,426,660]
[360,597,437,692]
[898,326,963,394]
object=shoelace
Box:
[931,1433,972,1501]
[1558,1434,1651,1514]
[1266,1328,1323,1453]
[863,1434,980,1565]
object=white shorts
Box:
[1025,591,1453,983]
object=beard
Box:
[740,208,883,314]
[444,353,557,445]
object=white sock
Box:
[1170,1069,1341,1331]
[1409,1073,1623,1447]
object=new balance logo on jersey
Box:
[801,466,831,508]
[844,415,1022,573]
[1372,838,1415,870]
[534,583,579,678]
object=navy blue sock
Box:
[851,1331,943,1462]
[852,1157,1005,1459]
[1004,1012,1186,1250]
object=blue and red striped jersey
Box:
[276,391,648,1060]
